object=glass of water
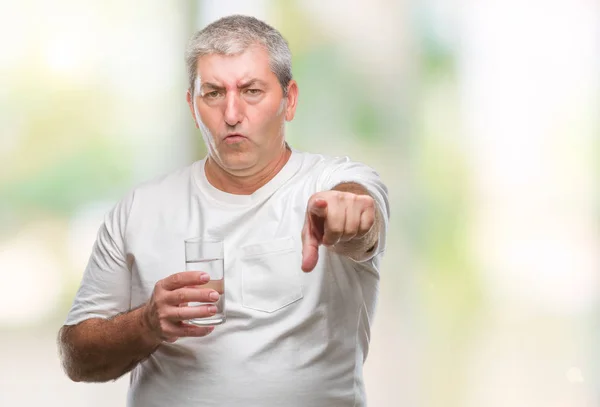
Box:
[184,238,225,325]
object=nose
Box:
[223,92,244,127]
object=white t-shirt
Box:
[65,147,390,407]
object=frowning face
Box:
[187,44,298,177]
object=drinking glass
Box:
[184,238,225,325]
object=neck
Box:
[204,145,292,195]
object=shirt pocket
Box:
[239,236,304,313]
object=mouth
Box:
[223,133,247,144]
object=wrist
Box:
[331,220,379,261]
[136,305,162,348]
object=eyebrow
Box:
[200,79,267,92]
[200,83,225,92]
[238,79,267,88]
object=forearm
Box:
[58,305,161,383]
[331,182,383,261]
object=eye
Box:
[204,90,221,98]
[245,88,262,95]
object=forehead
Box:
[196,45,276,86]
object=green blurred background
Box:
[0,1,598,406]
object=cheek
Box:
[197,105,221,128]
[248,100,284,130]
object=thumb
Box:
[301,221,320,272]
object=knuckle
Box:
[309,193,321,205]
[157,308,170,322]
[193,290,204,303]
[326,219,340,230]
[182,325,197,337]
[159,322,170,337]
[330,225,344,234]
[365,212,376,225]
[156,311,167,322]
[154,293,167,307]
[358,195,372,206]
[203,305,215,316]
[155,283,166,295]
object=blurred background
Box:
[0,0,598,406]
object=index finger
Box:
[161,271,209,291]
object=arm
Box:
[58,306,159,382]
[58,190,151,383]
[59,272,219,382]
[59,190,219,382]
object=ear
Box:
[284,80,299,122]
[186,90,199,129]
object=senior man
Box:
[59,14,390,407]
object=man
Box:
[58,14,390,407]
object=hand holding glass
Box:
[184,238,226,326]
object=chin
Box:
[217,152,257,172]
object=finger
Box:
[357,204,376,238]
[341,203,361,242]
[153,312,216,342]
[161,271,210,291]
[301,220,320,272]
[166,287,220,306]
[322,201,345,246]
[169,304,219,321]
[308,198,328,219]
[174,323,215,338]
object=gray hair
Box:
[185,15,293,96]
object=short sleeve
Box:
[64,190,135,326]
[317,156,391,266]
